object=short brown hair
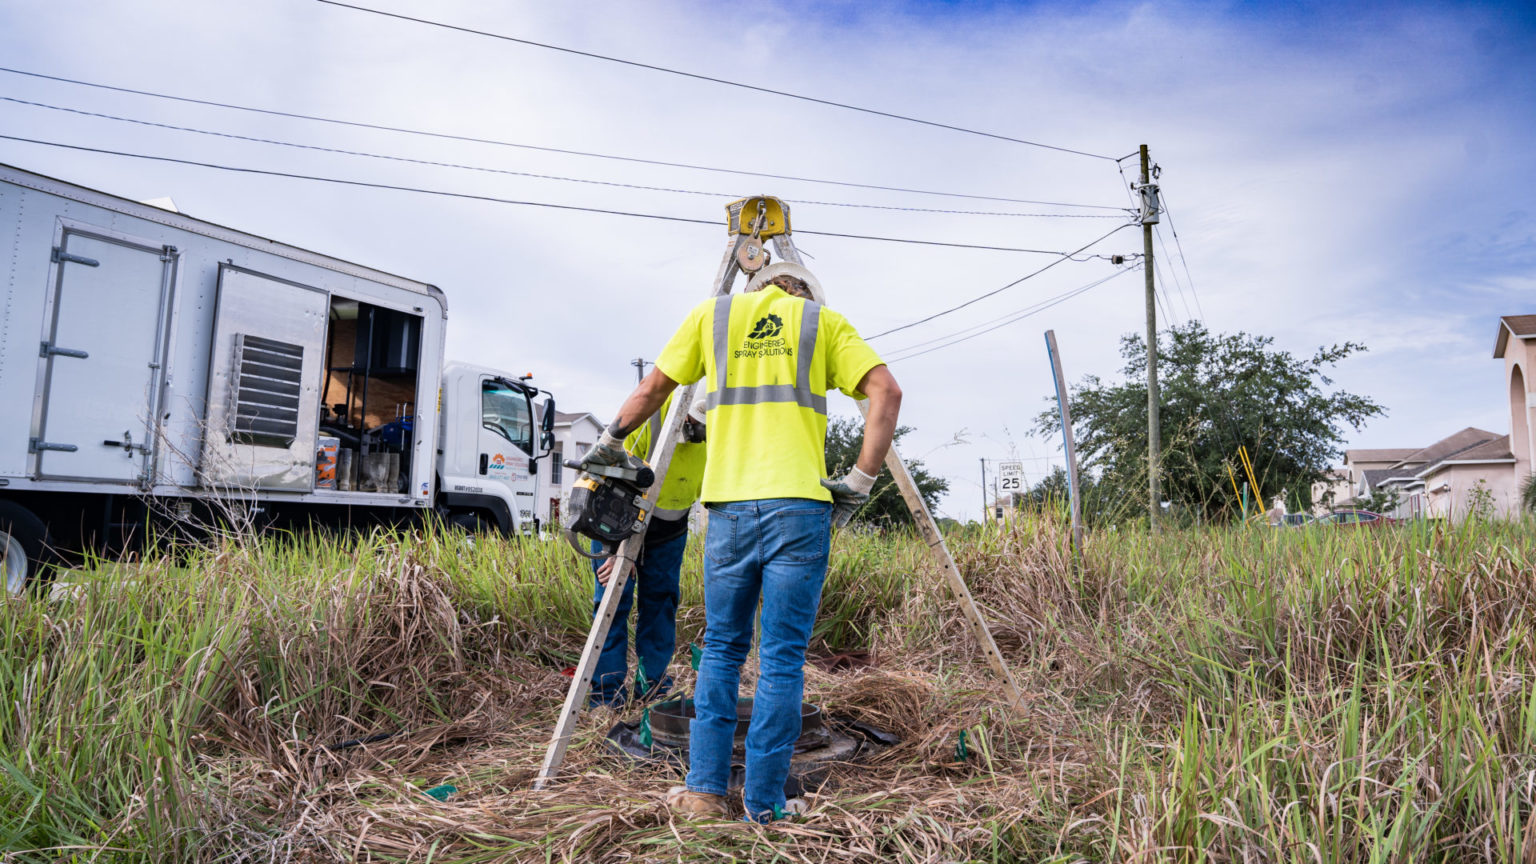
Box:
[771,275,811,297]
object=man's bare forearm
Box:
[606,368,681,438]
[855,365,902,476]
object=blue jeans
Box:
[590,528,687,707]
[686,498,832,822]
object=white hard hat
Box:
[746,262,825,304]
[688,398,707,424]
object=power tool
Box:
[562,457,656,559]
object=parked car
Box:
[1316,509,1396,528]
[1277,513,1314,527]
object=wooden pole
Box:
[979,458,989,522]
[1045,330,1083,553]
[1141,144,1161,531]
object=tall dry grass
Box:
[0,517,1532,862]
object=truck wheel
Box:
[448,510,491,535]
[0,501,49,594]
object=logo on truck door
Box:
[490,454,506,471]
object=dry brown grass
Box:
[4,518,1535,861]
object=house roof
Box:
[1417,434,1515,477]
[1391,427,1501,469]
[1493,314,1536,359]
[1364,468,1420,487]
[553,410,602,427]
[1344,448,1418,465]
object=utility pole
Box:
[979,458,988,522]
[1139,144,1162,530]
[631,357,650,384]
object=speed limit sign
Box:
[998,461,1024,493]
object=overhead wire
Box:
[886,267,1136,363]
[1157,192,1207,320]
[313,0,1119,162]
[883,265,1135,356]
[1153,226,1195,321]
[865,222,1133,339]
[0,133,1093,255]
[0,66,1125,212]
[0,95,1127,219]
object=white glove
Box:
[820,466,877,528]
[579,429,627,471]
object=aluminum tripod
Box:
[534,197,1021,789]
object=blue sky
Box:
[1,0,1532,519]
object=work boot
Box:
[666,786,728,819]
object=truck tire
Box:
[448,510,492,535]
[0,501,49,594]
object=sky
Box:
[1,0,1533,520]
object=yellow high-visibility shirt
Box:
[654,286,883,503]
[625,392,705,512]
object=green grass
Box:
[1,517,1533,861]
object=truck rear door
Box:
[199,265,327,491]
[33,229,176,484]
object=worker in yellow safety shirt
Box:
[579,261,902,823]
[587,394,706,707]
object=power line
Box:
[865,222,1132,340]
[1152,226,1194,321]
[0,66,1125,211]
[886,268,1134,363]
[884,265,1136,356]
[314,1,1118,162]
[0,133,1089,255]
[1157,192,1206,320]
[0,95,1127,220]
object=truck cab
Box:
[436,362,555,534]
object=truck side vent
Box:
[230,334,304,447]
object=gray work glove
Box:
[578,430,628,472]
[820,466,878,529]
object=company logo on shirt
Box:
[737,313,791,359]
[748,314,783,339]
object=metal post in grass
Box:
[1045,330,1084,556]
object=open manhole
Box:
[606,696,898,796]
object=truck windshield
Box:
[483,380,533,454]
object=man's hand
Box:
[579,430,627,472]
[595,556,617,585]
[820,466,877,529]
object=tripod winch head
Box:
[562,458,655,559]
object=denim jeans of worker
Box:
[686,498,832,822]
[589,528,687,707]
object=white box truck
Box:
[0,163,556,590]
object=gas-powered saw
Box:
[562,457,656,559]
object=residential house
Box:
[1309,468,1351,515]
[1321,314,1536,521]
[1348,428,1513,519]
[543,410,604,526]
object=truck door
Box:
[199,265,328,491]
[478,377,536,527]
[34,229,176,484]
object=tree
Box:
[823,416,948,527]
[1357,485,1402,516]
[1035,322,1385,524]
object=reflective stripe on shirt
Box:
[704,294,825,413]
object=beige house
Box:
[543,410,603,526]
[1324,315,1536,521]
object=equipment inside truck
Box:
[320,297,423,494]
